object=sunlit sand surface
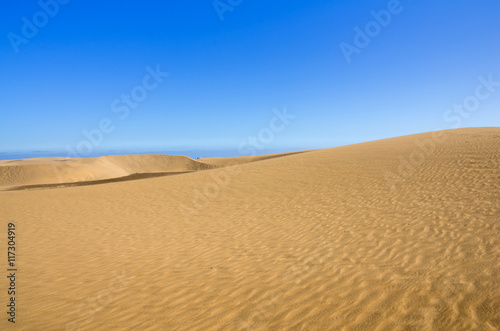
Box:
[1,127,499,330]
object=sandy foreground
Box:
[0,127,499,330]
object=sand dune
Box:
[0,151,309,190]
[0,154,214,189]
[0,127,499,330]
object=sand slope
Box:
[0,127,499,330]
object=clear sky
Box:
[1,0,499,158]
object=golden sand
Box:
[1,127,499,330]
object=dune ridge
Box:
[0,127,498,330]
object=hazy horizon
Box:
[1,125,497,161]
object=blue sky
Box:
[1,0,499,158]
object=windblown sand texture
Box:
[0,127,499,330]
